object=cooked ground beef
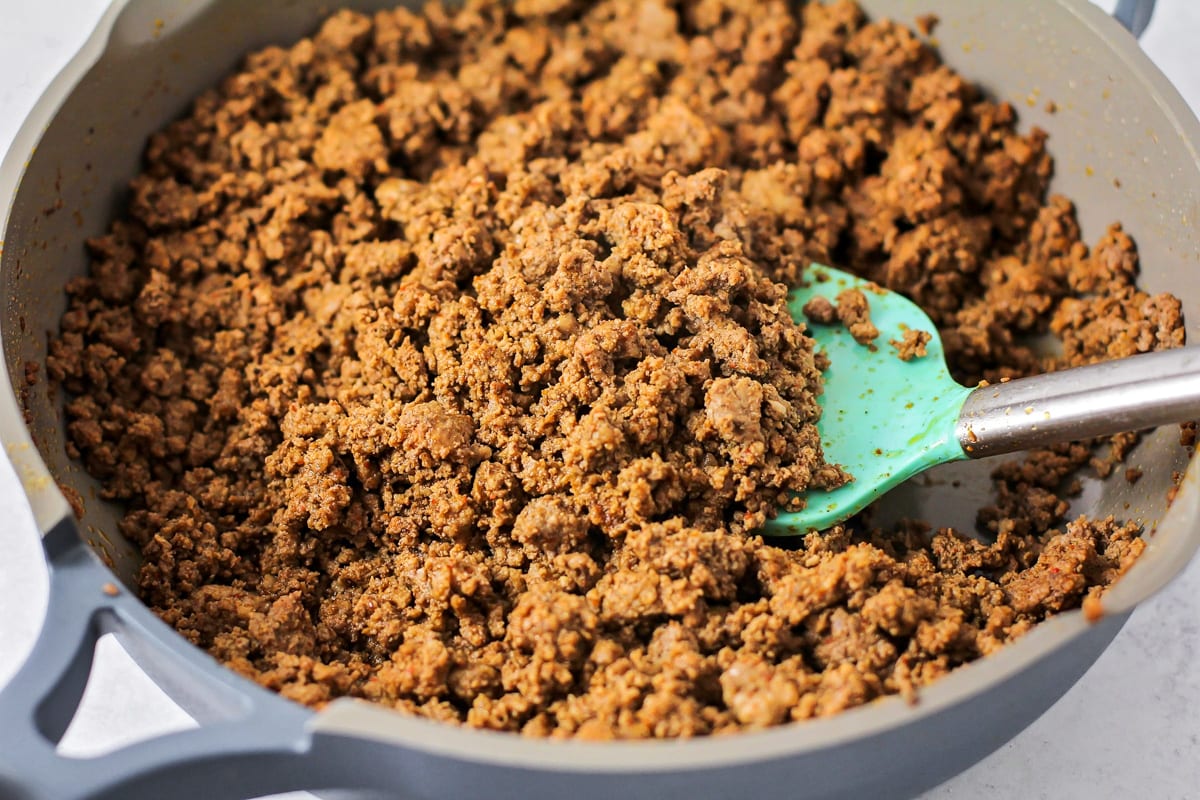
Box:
[834,287,880,345]
[891,328,932,361]
[47,0,1184,739]
[800,285,881,345]
[801,294,837,325]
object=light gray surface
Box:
[0,1,1197,798]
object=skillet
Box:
[0,1,1197,798]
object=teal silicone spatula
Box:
[765,264,1200,535]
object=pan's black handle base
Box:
[1113,0,1157,38]
[0,518,318,800]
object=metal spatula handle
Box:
[956,348,1200,458]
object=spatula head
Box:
[763,265,971,535]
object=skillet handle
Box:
[0,518,317,800]
[1113,0,1156,38]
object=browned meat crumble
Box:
[833,287,880,345]
[891,328,932,361]
[801,294,837,325]
[800,285,882,346]
[47,0,1183,739]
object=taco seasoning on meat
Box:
[48,0,1182,738]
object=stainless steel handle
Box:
[955,348,1200,458]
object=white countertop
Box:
[1,2,1198,798]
